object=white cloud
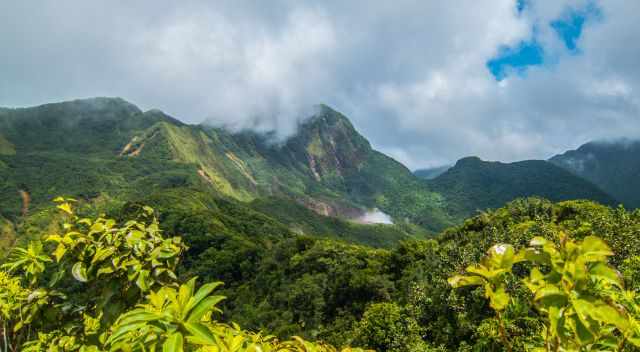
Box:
[1,0,640,168]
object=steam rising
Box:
[357,208,393,225]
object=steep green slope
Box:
[428,156,617,218]
[0,98,455,234]
[550,139,640,208]
[0,98,457,250]
[179,197,640,350]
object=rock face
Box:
[550,139,640,208]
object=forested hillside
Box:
[550,139,640,208]
[2,98,629,245]
[4,98,640,351]
[429,156,617,219]
[5,196,640,351]
[0,98,454,238]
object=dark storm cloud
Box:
[1,1,639,168]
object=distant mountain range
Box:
[0,97,636,246]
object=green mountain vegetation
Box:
[428,156,618,219]
[5,196,640,351]
[4,97,640,351]
[0,97,454,243]
[550,139,640,208]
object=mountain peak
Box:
[454,156,483,167]
[299,104,357,133]
[10,97,143,115]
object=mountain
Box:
[428,156,618,218]
[414,165,451,180]
[549,139,640,208]
[2,97,629,247]
[0,97,453,245]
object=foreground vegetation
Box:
[0,198,369,351]
[4,197,640,351]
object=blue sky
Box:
[487,2,600,80]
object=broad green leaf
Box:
[163,332,184,352]
[533,285,567,307]
[184,322,216,345]
[96,266,114,277]
[530,236,549,246]
[178,277,197,313]
[53,243,67,262]
[91,246,115,264]
[448,275,484,288]
[116,310,163,326]
[185,281,224,314]
[72,262,88,282]
[466,264,506,281]
[573,315,595,345]
[136,269,151,292]
[489,286,510,311]
[523,248,550,265]
[580,236,613,261]
[186,295,225,323]
[57,202,73,215]
[589,262,623,288]
[591,304,630,332]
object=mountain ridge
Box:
[1,97,631,243]
[428,155,618,218]
[550,139,640,207]
[0,97,455,235]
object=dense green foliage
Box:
[0,200,369,352]
[161,197,640,351]
[550,139,640,208]
[450,232,640,350]
[429,156,617,219]
[5,194,640,351]
[5,98,640,351]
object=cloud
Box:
[1,1,640,168]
